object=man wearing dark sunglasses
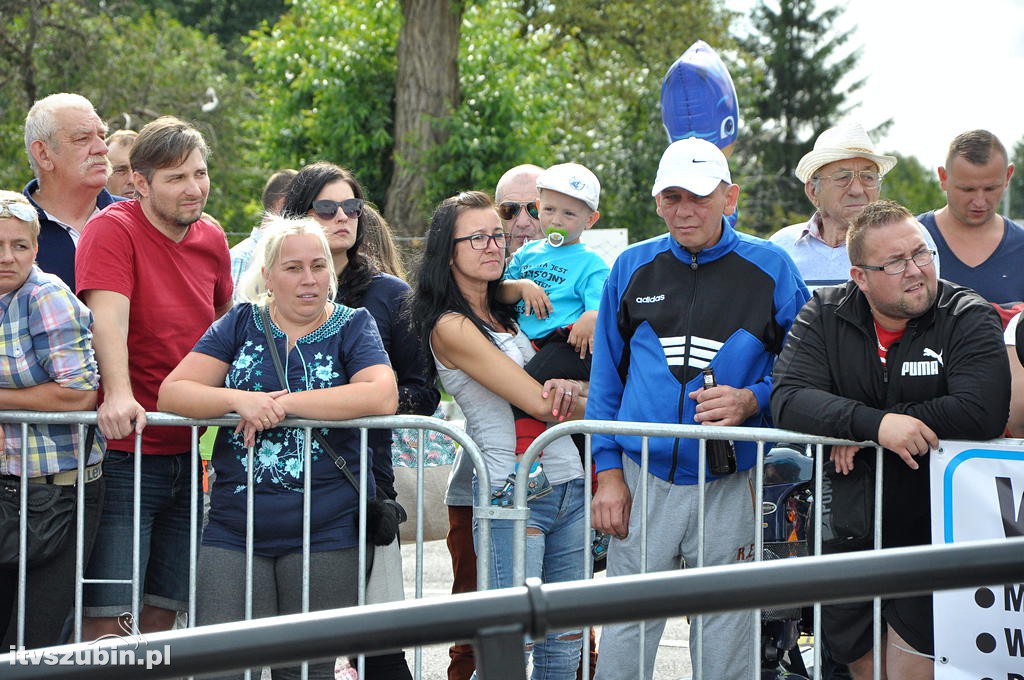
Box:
[495,164,544,255]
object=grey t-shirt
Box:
[436,327,582,506]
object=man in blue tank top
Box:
[918,130,1023,305]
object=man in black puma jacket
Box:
[771,199,1010,680]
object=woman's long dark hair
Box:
[281,161,377,307]
[410,191,518,380]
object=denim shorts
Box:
[84,450,202,617]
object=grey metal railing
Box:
[4,410,1016,679]
[0,538,1018,679]
[509,419,881,679]
[0,410,488,680]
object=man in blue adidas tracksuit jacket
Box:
[589,137,809,680]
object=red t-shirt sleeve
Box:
[75,214,135,298]
[211,233,233,308]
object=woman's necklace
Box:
[479,310,505,333]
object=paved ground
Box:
[391,540,696,680]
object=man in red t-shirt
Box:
[75,116,232,639]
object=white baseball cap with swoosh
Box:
[651,136,732,197]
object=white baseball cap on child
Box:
[536,163,601,212]
[651,137,732,197]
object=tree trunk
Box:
[385,0,462,239]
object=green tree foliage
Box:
[735,0,863,234]
[110,0,288,53]
[247,0,735,240]
[246,0,572,232]
[881,153,944,216]
[2,1,789,245]
[522,0,735,242]
[246,0,401,209]
[422,3,574,211]
[0,0,94,180]
[0,2,263,233]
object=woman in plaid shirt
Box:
[0,190,104,648]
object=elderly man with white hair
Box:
[22,93,123,291]
[771,122,939,288]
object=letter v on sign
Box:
[995,476,1024,537]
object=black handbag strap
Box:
[258,304,361,494]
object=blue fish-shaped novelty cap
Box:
[660,40,739,150]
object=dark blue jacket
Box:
[358,273,440,497]
[23,179,124,291]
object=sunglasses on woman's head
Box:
[496,201,539,221]
[0,201,36,223]
[311,198,364,220]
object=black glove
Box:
[366,498,408,546]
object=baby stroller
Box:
[760,446,814,679]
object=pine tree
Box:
[735,0,864,233]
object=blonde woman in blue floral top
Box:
[159,216,396,680]
[0,190,104,648]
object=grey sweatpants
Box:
[196,544,359,680]
[594,457,756,680]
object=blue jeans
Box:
[84,451,202,617]
[473,477,585,680]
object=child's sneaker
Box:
[489,462,553,506]
[490,480,515,507]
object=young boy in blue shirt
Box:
[496,162,610,505]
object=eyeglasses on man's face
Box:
[814,170,881,189]
[311,198,364,220]
[857,249,936,275]
[453,232,509,251]
[0,201,36,223]
[496,201,539,221]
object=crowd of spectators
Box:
[1,90,1020,680]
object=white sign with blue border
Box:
[930,440,1024,679]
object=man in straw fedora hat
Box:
[771,121,939,289]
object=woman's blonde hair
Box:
[0,190,40,242]
[237,215,338,304]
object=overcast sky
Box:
[725,0,1024,170]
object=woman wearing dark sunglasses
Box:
[282,163,439,680]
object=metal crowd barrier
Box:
[0,410,488,680]
[3,410,1017,679]
[0,538,1020,679]
[509,420,954,680]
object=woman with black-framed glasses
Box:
[282,162,439,680]
[410,190,587,679]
